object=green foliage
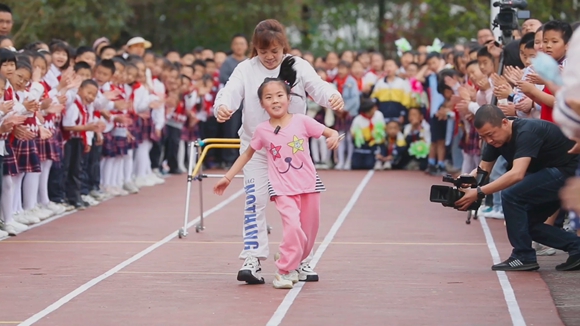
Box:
[6,0,133,48]
[4,0,580,54]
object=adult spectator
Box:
[456,105,580,272]
[0,3,13,36]
[218,33,248,167]
[477,28,495,45]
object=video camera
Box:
[429,167,489,211]
[492,0,531,44]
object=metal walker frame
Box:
[177,138,272,238]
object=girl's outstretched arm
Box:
[214,147,256,195]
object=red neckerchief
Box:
[4,85,13,101]
[334,75,348,95]
[354,77,363,91]
[387,136,396,155]
[361,112,374,132]
[73,98,89,145]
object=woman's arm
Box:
[213,61,247,117]
[298,58,341,108]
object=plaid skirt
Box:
[113,136,130,156]
[37,137,60,162]
[140,116,152,142]
[102,132,116,158]
[10,138,41,173]
[2,144,19,176]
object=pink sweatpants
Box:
[273,192,320,274]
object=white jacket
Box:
[213,55,340,142]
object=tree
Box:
[5,0,133,48]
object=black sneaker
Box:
[492,258,539,271]
[555,254,580,271]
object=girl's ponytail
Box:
[277,56,297,88]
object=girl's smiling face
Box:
[1,60,15,79]
[33,57,47,78]
[52,50,68,69]
[11,68,31,91]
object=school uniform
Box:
[164,96,188,174]
[9,85,44,175]
[149,76,166,172]
[62,95,92,207]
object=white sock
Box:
[123,151,133,184]
[1,174,15,224]
[22,172,41,210]
[38,160,53,206]
[12,173,24,214]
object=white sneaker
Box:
[373,161,382,170]
[81,195,99,206]
[44,202,66,215]
[237,256,265,284]
[134,176,155,188]
[334,162,344,170]
[123,183,139,194]
[17,212,40,225]
[382,161,392,170]
[26,207,51,221]
[3,220,28,235]
[148,173,165,185]
[90,190,106,201]
[298,262,319,282]
[273,272,295,289]
[533,242,557,256]
[0,229,8,238]
[483,209,504,220]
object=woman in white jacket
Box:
[214,19,344,285]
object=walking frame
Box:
[177,138,272,238]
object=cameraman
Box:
[455,104,580,272]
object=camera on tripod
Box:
[493,0,530,44]
[429,167,489,211]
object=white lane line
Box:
[479,215,527,326]
[266,170,375,326]
[18,188,245,326]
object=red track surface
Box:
[0,170,569,325]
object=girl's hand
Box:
[526,73,544,85]
[328,94,344,111]
[498,102,516,116]
[13,125,35,140]
[24,99,39,112]
[515,97,533,113]
[127,132,135,143]
[494,84,512,99]
[39,126,52,140]
[216,105,232,123]
[214,177,231,195]
[84,144,91,153]
[516,80,535,94]
[326,134,340,150]
[46,102,64,114]
[0,100,14,114]
[32,66,42,83]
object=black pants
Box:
[88,143,102,192]
[63,138,83,204]
[502,167,580,262]
[164,125,182,174]
[150,140,162,170]
[48,150,65,204]
[220,110,242,164]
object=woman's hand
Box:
[328,94,344,111]
[216,105,233,123]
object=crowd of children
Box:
[0,7,578,249]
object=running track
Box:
[0,170,578,325]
